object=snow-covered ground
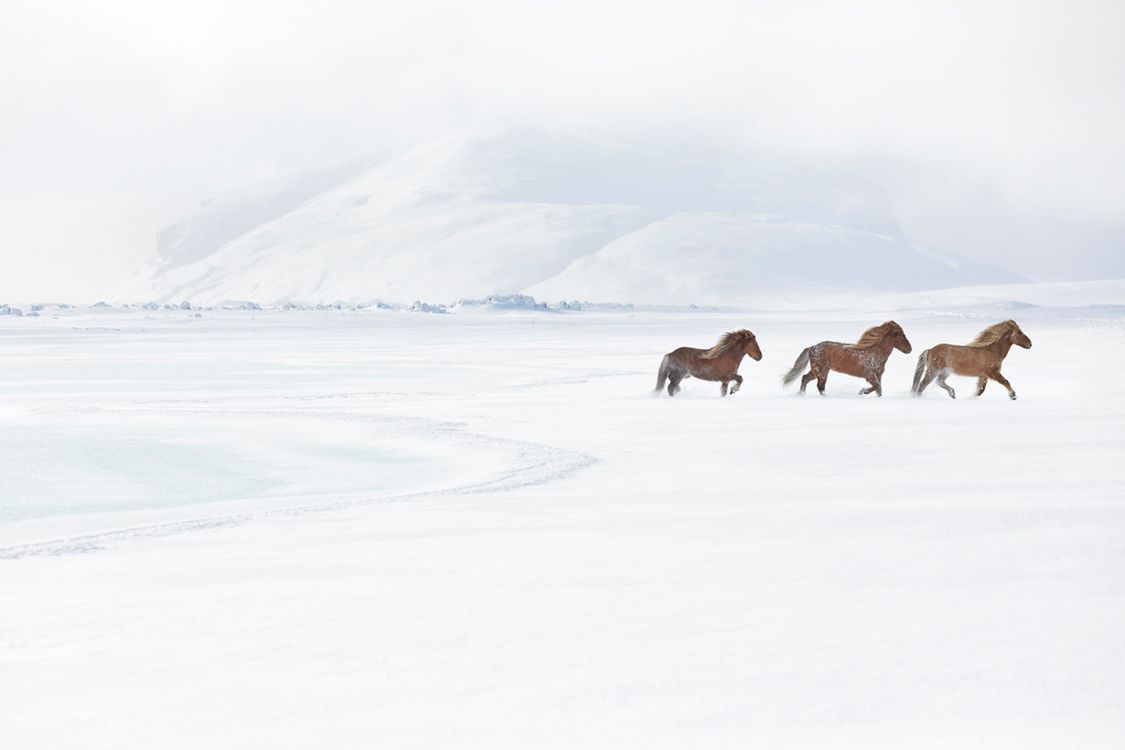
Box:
[2,295,1124,748]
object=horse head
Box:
[887,321,913,354]
[742,330,763,361]
[1009,321,1032,349]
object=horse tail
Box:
[781,347,810,387]
[653,354,670,395]
[911,349,930,393]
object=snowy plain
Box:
[2,288,1124,748]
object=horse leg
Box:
[667,372,683,397]
[855,373,882,393]
[988,368,1016,400]
[859,374,881,396]
[816,370,828,396]
[976,375,988,397]
[937,373,956,399]
[720,381,729,397]
[916,369,938,396]
[730,374,743,395]
[799,371,815,394]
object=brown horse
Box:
[782,321,912,396]
[912,319,1032,400]
[654,329,763,397]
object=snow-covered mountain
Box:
[116,130,1022,306]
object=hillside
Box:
[115,130,1022,306]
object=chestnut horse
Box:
[654,329,763,397]
[782,321,912,396]
[912,319,1032,400]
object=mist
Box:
[2,0,1123,300]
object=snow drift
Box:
[116,130,1021,306]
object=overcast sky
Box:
[2,0,1123,300]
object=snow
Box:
[156,160,377,271]
[2,291,1124,748]
[113,130,1021,307]
[526,212,997,305]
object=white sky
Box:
[1,0,1123,300]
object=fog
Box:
[2,0,1123,300]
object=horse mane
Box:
[854,321,901,349]
[701,329,753,359]
[968,320,1017,347]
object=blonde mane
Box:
[854,321,901,349]
[701,329,753,359]
[968,319,1017,347]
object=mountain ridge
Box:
[114,130,1023,305]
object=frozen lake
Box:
[2,300,1123,747]
[1,414,455,535]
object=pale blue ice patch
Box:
[0,423,428,523]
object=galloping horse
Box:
[654,329,763,397]
[912,319,1032,400]
[782,321,912,396]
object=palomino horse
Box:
[912,319,1032,400]
[782,321,912,396]
[654,329,763,397]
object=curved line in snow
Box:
[0,407,595,560]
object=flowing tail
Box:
[653,355,670,395]
[911,349,930,393]
[781,347,810,387]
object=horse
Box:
[911,319,1032,400]
[654,329,763,397]
[781,321,912,397]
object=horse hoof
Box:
[1010,392,1018,401]
[950,391,956,400]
